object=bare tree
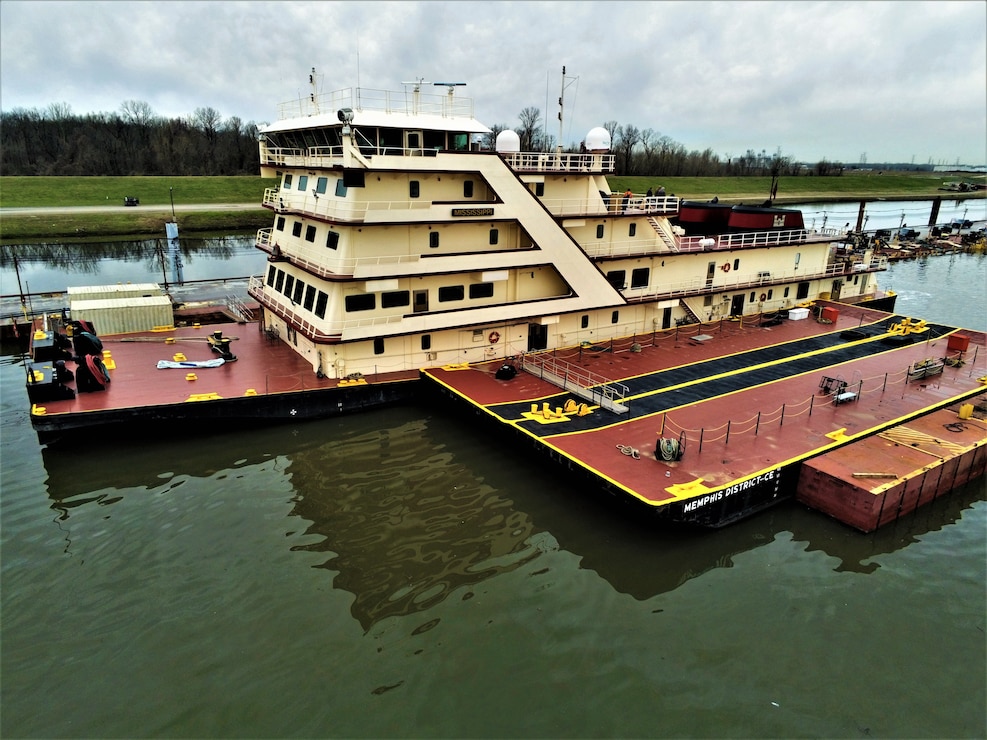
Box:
[120,100,156,127]
[516,107,541,151]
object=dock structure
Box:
[423,302,987,528]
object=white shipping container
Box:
[70,296,173,335]
[67,283,164,301]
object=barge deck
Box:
[423,302,987,528]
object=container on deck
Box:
[821,306,840,323]
[947,334,970,352]
[788,307,810,321]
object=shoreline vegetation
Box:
[1,173,984,242]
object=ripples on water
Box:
[1,255,985,738]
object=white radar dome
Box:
[495,130,521,153]
[584,127,611,152]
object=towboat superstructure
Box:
[249,79,889,379]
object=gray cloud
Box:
[2,0,984,164]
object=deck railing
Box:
[521,351,630,413]
[275,87,475,122]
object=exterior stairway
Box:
[648,216,679,252]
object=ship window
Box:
[596,224,604,239]
[266,265,276,287]
[631,267,650,288]
[276,216,285,231]
[535,183,545,197]
[438,285,464,302]
[274,269,285,292]
[796,282,810,300]
[283,174,293,188]
[297,175,308,191]
[343,170,365,187]
[335,179,347,197]
[283,275,295,297]
[750,292,757,302]
[767,289,773,299]
[629,223,637,237]
[784,287,790,298]
[606,270,626,289]
[464,180,474,198]
[611,310,619,324]
[304,285,316,311]
[381,291,410,308]
[704,295,713,306]
[429,231,439,248]
[326,231,339,250]
[489,228,499,245]
[293,280,305,304]
[292,221,302,237]
[581,315,589,329]
[345,293,376,312]
[469,282,494,299]
[374,337,385,355]
[421,334,431,350]
[316,176,328,194]
[733,258,740,271]
[410,181,420,198]
[315,291,328,318]
[305,225,317,242]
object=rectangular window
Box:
[733,258,740,271]
[266,265,276,287]
[345,293,376,312]
[305,225,317,242]
[421,334,431,350]
[629,223,637,237]
[469,282,494,299]
[315,291,328,318]
[631,267,650,288]
[750,292,756,302]
[489,228,499,245]
[373,337,385,355]
[596,224,605,239]
[283,274,295,297]
[276,216,285,231]
[767,289,773,299]
[410,181,420,198]
[429,231,439,248]
[784,287,790,298]
[304,285,316,311]
[438,285,464,302]
[464,180,474,198]
[606,270,626,289]
[381,291,410,308]
[274,269,285,293]
[335,179,347,197]
[292,221,302,237]
[283,174,293,189]
[316,176,328,194]
[292,280,305,305]
[535,183,545,196]
[297,175,308,191]
[611,310,619,324]
[326,231,339,250]
[581,315,589,329]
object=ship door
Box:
[706,261,716,288]
[730,294,745,317]
[661,306,672,330]
[830,279,843,300]
[413,290,429,313]
[528,323,548,351]
[405,130,423,154]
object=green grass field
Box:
[1,173,982,242]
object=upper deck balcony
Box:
[275,87,476,123]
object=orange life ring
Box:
[721,263,731,272]
[488,331,500,344]
[759,293,767,302]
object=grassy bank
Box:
[1,173,982,242]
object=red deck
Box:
[27,320,419,429]
[424,304,987,525]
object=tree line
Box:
[2,99,852,178]
[0,101,261,176]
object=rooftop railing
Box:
[276,87,475,121]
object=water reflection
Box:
[39,405,985,632]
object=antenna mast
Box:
[557,65,578,153]
[309,67,320,114]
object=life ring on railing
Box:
[488,331,500,344]
[721,263,731,272]
[759,293,767,302]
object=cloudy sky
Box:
[1,1,984,165]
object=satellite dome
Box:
[495,130,521,153]
[584,127,611,152]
